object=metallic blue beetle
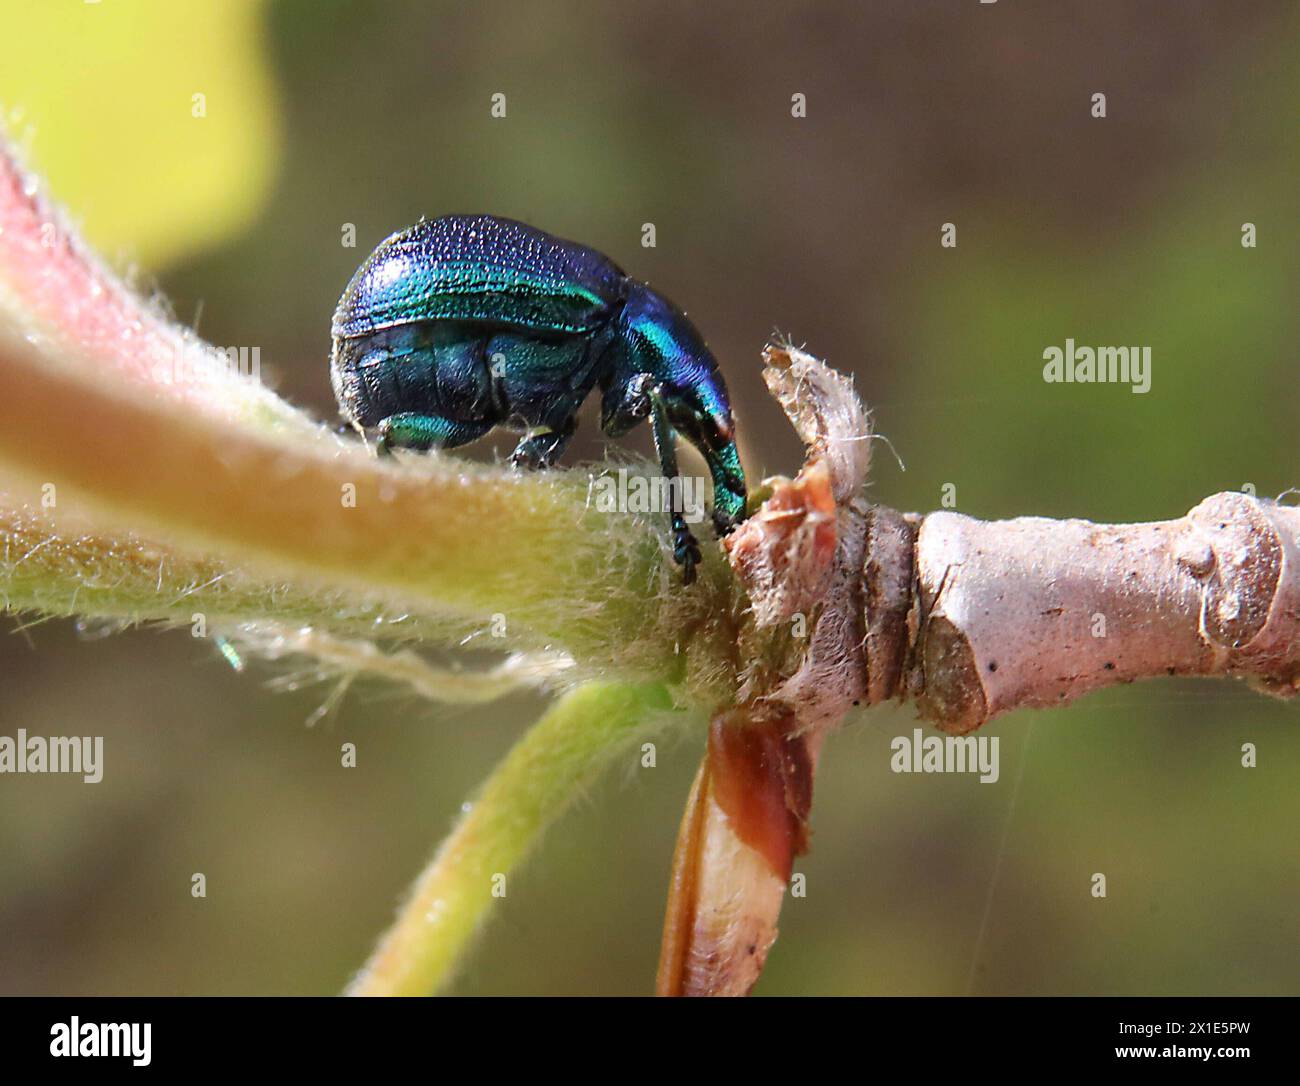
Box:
[330,214,747,582]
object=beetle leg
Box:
[375,413,492,456]
[646,385,703,584]
[509,415,576,470]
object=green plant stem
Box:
[347,680,675,995]
[0,323,737,687]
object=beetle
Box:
[330,214,747,582]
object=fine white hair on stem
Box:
[216,621,575,705]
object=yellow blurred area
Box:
[0,0,278,270]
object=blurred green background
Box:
[1,0,1298,995]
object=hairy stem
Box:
[347,680,676,995]
[0,319,738,690]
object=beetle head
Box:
[600,284,747,532]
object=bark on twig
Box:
[890,494,1300,733]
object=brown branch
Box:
[883,493,1300,733]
